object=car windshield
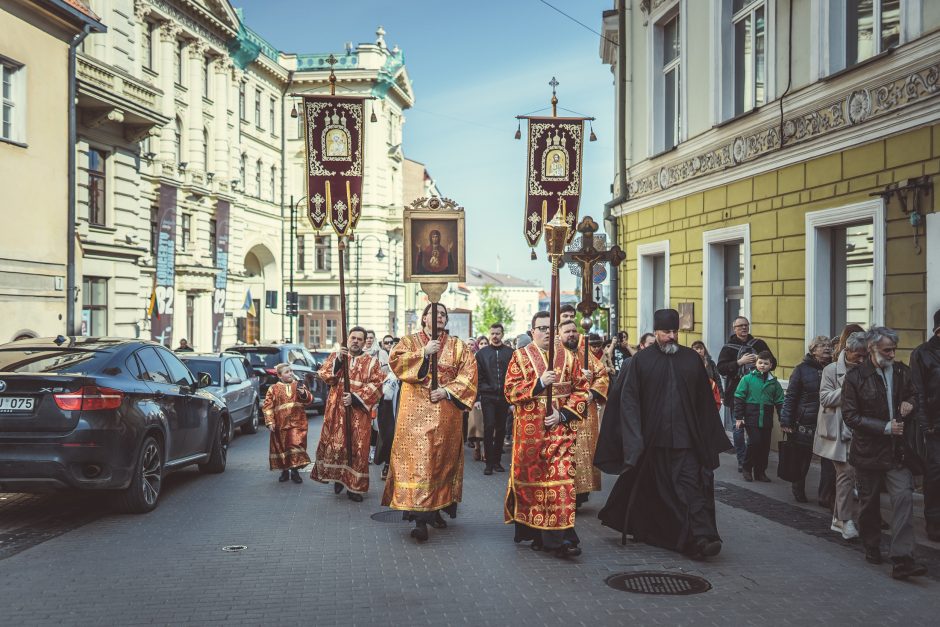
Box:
[0,349,110,374]
[238,351,281,369]
[179,359,221,385]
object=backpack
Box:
[724,338,759,379]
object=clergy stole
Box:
[571,335,610,494]
[263,382,313,470]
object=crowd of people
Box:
[258,301,940,579]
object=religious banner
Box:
[211,200,230,352]
[523,117,584,247]
[301,95,365,235]
[150,184,176,346]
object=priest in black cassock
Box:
[594,308,731,559]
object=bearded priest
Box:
[504,312,591,558]
[383,303,478,542]
[310,326,385,502]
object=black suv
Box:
[178,353,261,435]
[0,337,229,513]
[225,343,326,413]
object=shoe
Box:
[864,547,883,565]
[347,492,363,502]
[791,481,808,503]
[429,512,447,529]
[690,537,722,559]
[472,445,482,462]
[530,541,544,552]
[554,542,582,558]
[484,466,493,476]
[891,556,928,579]
[742,469,753,482]
[494,463,506,472]
[290,469,302,484]
[841,520,859,540]
[830,516,843,533]
[755,472,771,483]
[278,470,290,483]
[381,464,389,481]
[410,522,429,543]
[333,482,344,494]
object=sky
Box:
[237,0,616,292]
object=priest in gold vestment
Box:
[504,313,590,557]
[382,304,478,542]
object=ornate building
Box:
[600,0,939,370]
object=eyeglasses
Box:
[733,323,750,329]
[382,340,393,345]
[533,325,550,332]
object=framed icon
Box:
[403,197,466,284]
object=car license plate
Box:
[0,397,34,413]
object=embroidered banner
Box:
[523,117,584,247]
[211,200,230,352]
[151,184,176,346]
[302,95,365,236]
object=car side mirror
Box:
[225,375,241,385]
[196,372,213,389]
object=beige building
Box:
[0,0,103,342]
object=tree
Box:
[473,285,514,337]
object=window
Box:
[326,319,337,346]
[295,100,304,138]
[269,97,276,134]
[142,22,154,71]
[173,117,182,164]
[847,0,900,67]
[722,242,745,332]
[733,0,766,115]
[181,213,191,252]
[81,277,107,336]
[224,359,240,384]
[239,82,246,120]
[239,153,246,185]
[203,58,211,98]
[201,128,209,171]
[150,206,158,256]
[209,218,217,259]
[136,347,171,384]
[297,235,305,271]
[636,241,670,338]
[156,347,195,387]
[269,166,276,202]
[1,60,24,143]
[186,293,195,343]
[702,225,751,356]
[660,13,681,151]
[87,148,107,226]
[254,159,262,197]
[254,89,261,127]
[175,40,184,85]
[315,236,331,271]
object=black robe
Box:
[594,344,731,553]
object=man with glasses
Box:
[717,317,773,472]
[475,322,514,476]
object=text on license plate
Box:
[0,397,34,413]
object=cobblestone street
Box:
[0,417,937,626]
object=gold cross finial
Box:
[549,77,559,117]
[327,53,338,95]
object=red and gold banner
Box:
[523,117,584,247]
[302,96,365,236]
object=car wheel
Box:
[241,401,260,435]
[199,414,229,474]
[116,435,164,514]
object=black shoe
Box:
[333,482,344,494]
[484,466,493,476]
[865,547,884,565]
[755,472,772,483]
[290,469,303,484]
[381,464,389,481]
[530,541,543,552]
[278,470,290,482]
[691,537,722,559]
[742,469,753,482]
[347,492,363,502]
[554,542,582,558]
[891,556,928,579]
[429,512,447,529]
[494,463,506,472]
[410,522,428,543]
[791,482,808,503]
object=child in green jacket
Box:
[733,351,785,483]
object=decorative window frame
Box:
[712,0,776,124]
[804,198,885,343]
[702,224,751,357]
[636,239,671,338]
[0,56,27,145]
[647,0,687,156]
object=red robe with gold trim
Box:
[263,381,313,470]
[504,342,590,531]
[383,331,478,513]
[570,340,609,495]
[310,352,384,494]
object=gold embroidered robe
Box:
[310,352,384,494]
[382,331,478,513]
[503,342,590,530]
[263,381,313,470]
[570,339,609,494]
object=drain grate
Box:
[370,510,405,523]
[222,545,247,552]
[606,571,711,595]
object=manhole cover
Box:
[370,510,405,523]
[605,572,711,595]
[222,545,247,552]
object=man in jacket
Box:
[475,322,514,475]
[912,309,940,541]
[716,317,773,472]
[843,326,926,579]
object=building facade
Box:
[0,0,103,343]
[601,0,939,374]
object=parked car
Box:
[178,353,261,435]
[225,343,326,413]
[0,336,230,513]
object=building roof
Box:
[38,0,105,30]
[62,0,98,20]
[465,266,540,289]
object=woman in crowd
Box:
[832,324,865,359]
[781,335,834,504]
[815,330,867,540]
[691,340,723,404]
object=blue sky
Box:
[238,0,615,290]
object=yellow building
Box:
[600,0,939,375]
[0,0,103,342]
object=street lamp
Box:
[354,233,386,325]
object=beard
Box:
[562,337,579,350]
[658,341,679,355]
[874,353,893,368]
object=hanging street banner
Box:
[211,200,230,352]
[523,117,584,248]
[150,184,177,346]
[301,95,365,236]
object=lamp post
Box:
[354,232,386,326]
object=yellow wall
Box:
[617,124,939,378]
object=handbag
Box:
[777,433,813,482]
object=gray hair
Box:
[808,335,832,352]
[844,331,868,352]
[866,326,899,349]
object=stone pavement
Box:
[0,417,937,626]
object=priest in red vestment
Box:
[310,326,385,501]
[263,363,313,483]
[504,312,590,558]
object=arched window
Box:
[202,127,209,171]
[255,159,261,197]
